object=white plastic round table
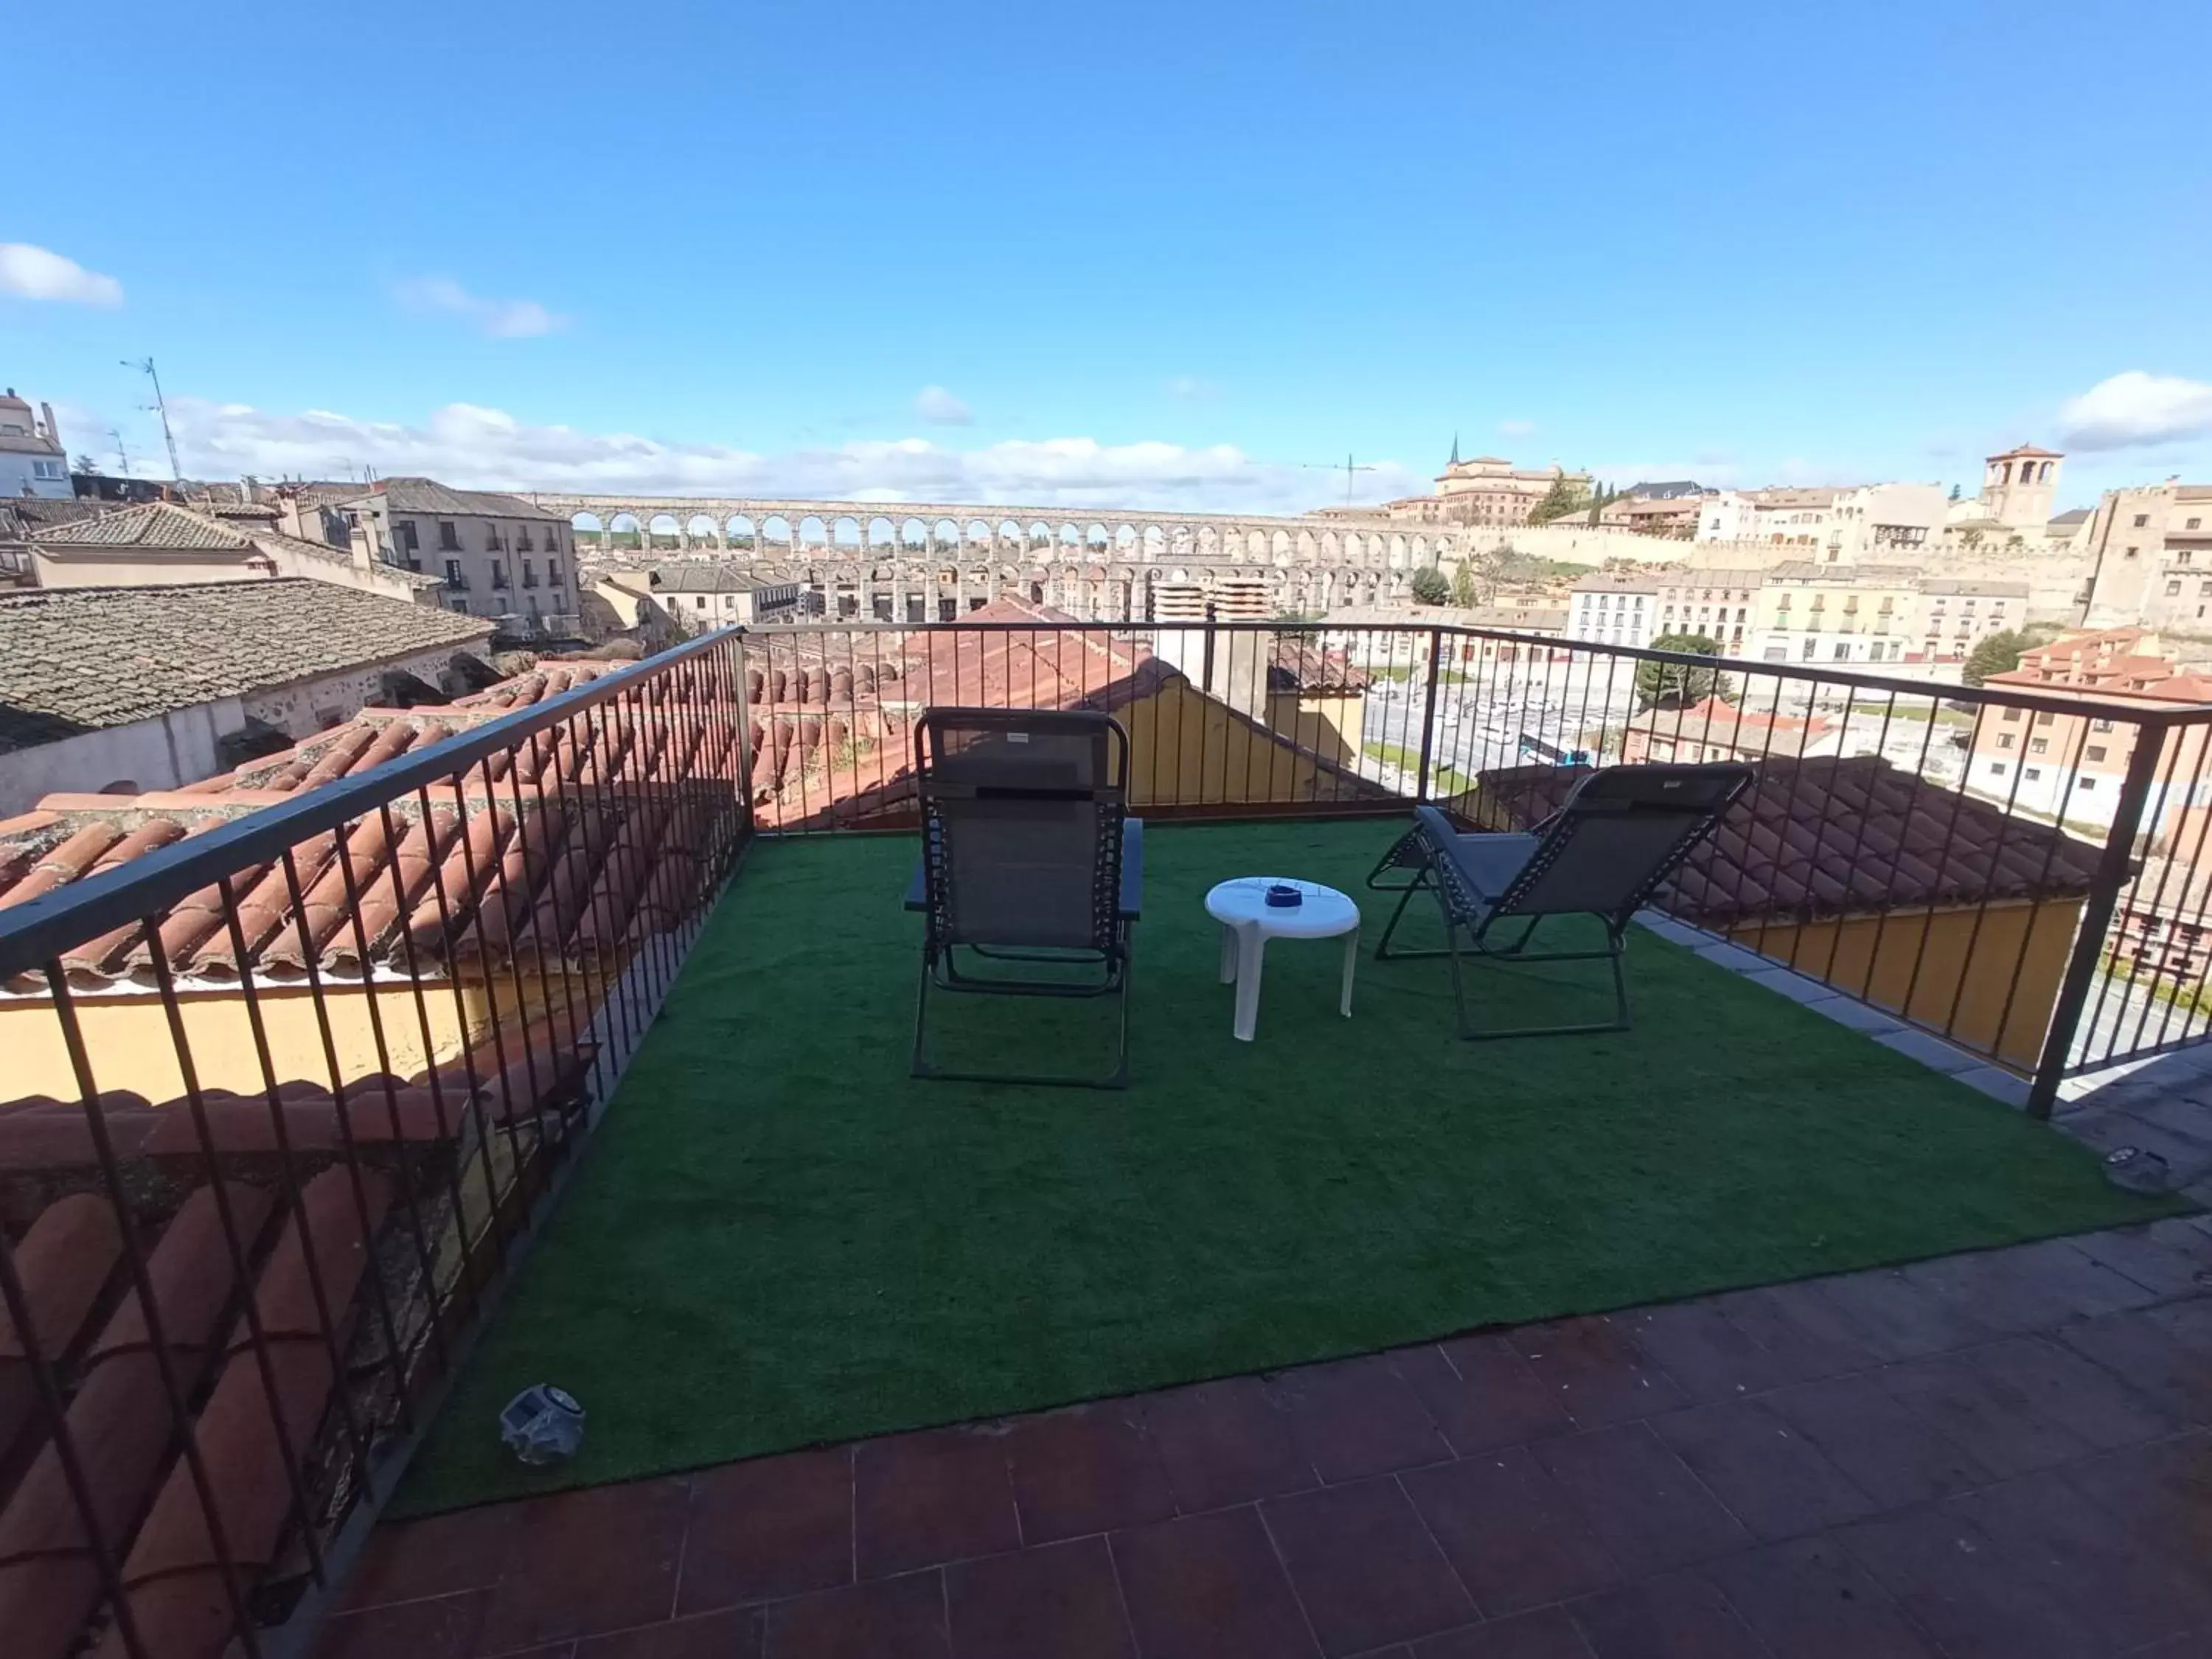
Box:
[1203,877,1361,1043]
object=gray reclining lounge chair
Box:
[906,707,1143,1087]
[1366,763,1750,1040]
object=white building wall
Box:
[0,452,72,499]
[0,699,240,815]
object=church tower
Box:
[1980,444,2062,530]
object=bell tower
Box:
[1981,444,2062,530]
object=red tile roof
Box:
[0,661,729,993]
[1462,756,2102,926]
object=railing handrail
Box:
[0,627,742,982]
[745,618,2212,729]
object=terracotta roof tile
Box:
[1463,756,2101,927]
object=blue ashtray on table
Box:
[1265,883,1304,908]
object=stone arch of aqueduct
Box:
[533,494,1478,621]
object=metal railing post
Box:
[1414,627,1446,802]
[2028,715,2168,1119]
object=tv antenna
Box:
[1302,453,1377,507]
[108,427,131,476]
[121,357,184,483]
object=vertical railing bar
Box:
[43,961,270,1659]
[271,848,418,1434]
[0,1213,154,1659]
[142,923,332,1586]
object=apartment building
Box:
[1386,445,1593,527]
[641,564,804,625]
[0,389,70,501]
[2079,480,2212,630]
[1652,569,1762,654]
[1916,578,2030,663]
[338,477,576,632]
[1696,487,1846,547]
[1968,627,2212,828]
[1752,562,1921,665]
[1565,571,1660,649]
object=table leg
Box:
[1218,922,1238,986]
[1233,928,1266,1042]
[1340,925,1359,1018]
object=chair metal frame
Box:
[1366,765,1752,1040]
[908,706,1140,1088]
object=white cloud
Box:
[2060,371,2212,451]
[0,243,123,306]
[134,395,1426,512]
[1497,418,1536,439]
[392,276,569,338]
[914,386,974,425]
[1164,376,1220,400]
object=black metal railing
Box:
[737,619,2212,1105]
[0,630,747,1659]
[5,611,2212,1659]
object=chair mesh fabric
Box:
[919,712,1126,952]
[1491,763,1750,925]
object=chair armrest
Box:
[1119,817,1144,921]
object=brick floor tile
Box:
[1708,1535,1942,1659]
[678,1448,850,1613]
[1531,1423,1747,1576]
[1260,1477,1476,1655]
[473,1478,692,1655]
[1109,1508,1319,1659]
[1413,1607,1594,1657]
[1835,1506,2111,1659]
[2060,1432,2212,1583]
[1402,1449,1621,1618]
[1004,1402,1175,1544]
[1652,1398,1879,1540]
[944,1537,1135,1659]
[1705,1282,1886,1382]
[1269,1353,1454,1481]
[2069,1222,2212,1298]
[761,1569,949,1659]
[1563,1573,1768,1659]
[1952,1470,2212,1653]
[2059,1310,2212,1427]
[1507,1317,1686,1429]
[1902,1238,2157,1332]
[573,1610,762,1658]
[1808,1267,1998,1360]
[313,1590,485,1659]
[1618,1300,1798,1404]
[1886,1335,2176,1478]
[1769,1371,1994,1507]
[854,1427,1020,1579]
[1139,1375,1315,1512]
[339,1504,521,1611]
[1399,1338,1571,1454]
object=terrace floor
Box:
[318,818,2209,1655]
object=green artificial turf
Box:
[394,818,2177,1514]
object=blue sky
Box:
[5,0,2209,512]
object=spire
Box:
[1449,431,1461,467]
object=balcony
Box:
[3,620,2211,1659]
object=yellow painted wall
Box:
[1128,681,1357,806]
[4,970,573,1104]
[1264,691,1362,768]
[1728,897,2081,1070]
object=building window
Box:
[490,558,508,588]
[2135,514,2151,528]
[2036,711,2055,726]
[548,557,561,585]
[444,557,463,587]
[2092,717,2115,731]
[1990,762,2008,776]
[1832,642,1850,660]
[32,459,66,480]
[2080,778,2098,791]
[2025,767,2044,782]
[2086,745,2107,762]
[1999,734,2016,749]
[2002,708,2022,723]
[2031,738,2048,754]
[2168,581,2183,597]
[397,521,420,554]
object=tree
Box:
[1527,470,1591,525]
[1963,628,2031,687]
[1410,566,1452,605]
[1635,631,1730,709]
[1959,527,1984,552]
[1450,557,1479,608]
[72,453,100,476]
[1949,483,1963,501]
